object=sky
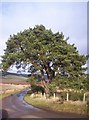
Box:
[0,1,87,61]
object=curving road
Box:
[1,88,87,119]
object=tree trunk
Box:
[40,69,49,93]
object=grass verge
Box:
[0,88,26,100]
[24,94,87,115]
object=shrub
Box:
[56,91,67,101]
[69,91,84,101]
[56,91,84,101]
[60,92,67,101]
[26,76,37,84]
[27,90,33,95]
[31,85,45,94]
[48,82,57,95]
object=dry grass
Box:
[0,75,29,100]
[24,94,87,115]
[0,84,29,100]
[0,89,24,100]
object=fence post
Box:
[54,93,56,99]
[83,93,86,102]
[44,93,46,99]
[67,93,69,101]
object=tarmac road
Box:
[1,88,88,119]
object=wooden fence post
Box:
[54,93,56,99]
[44,93,46,99]
[83,93,86,102]
[67,93,69,101]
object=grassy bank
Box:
[0,74,29,100]
[0,88,26,100]
[24,94,87,115]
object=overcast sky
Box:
[0,2,87,60]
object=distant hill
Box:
[1,74,29,84]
